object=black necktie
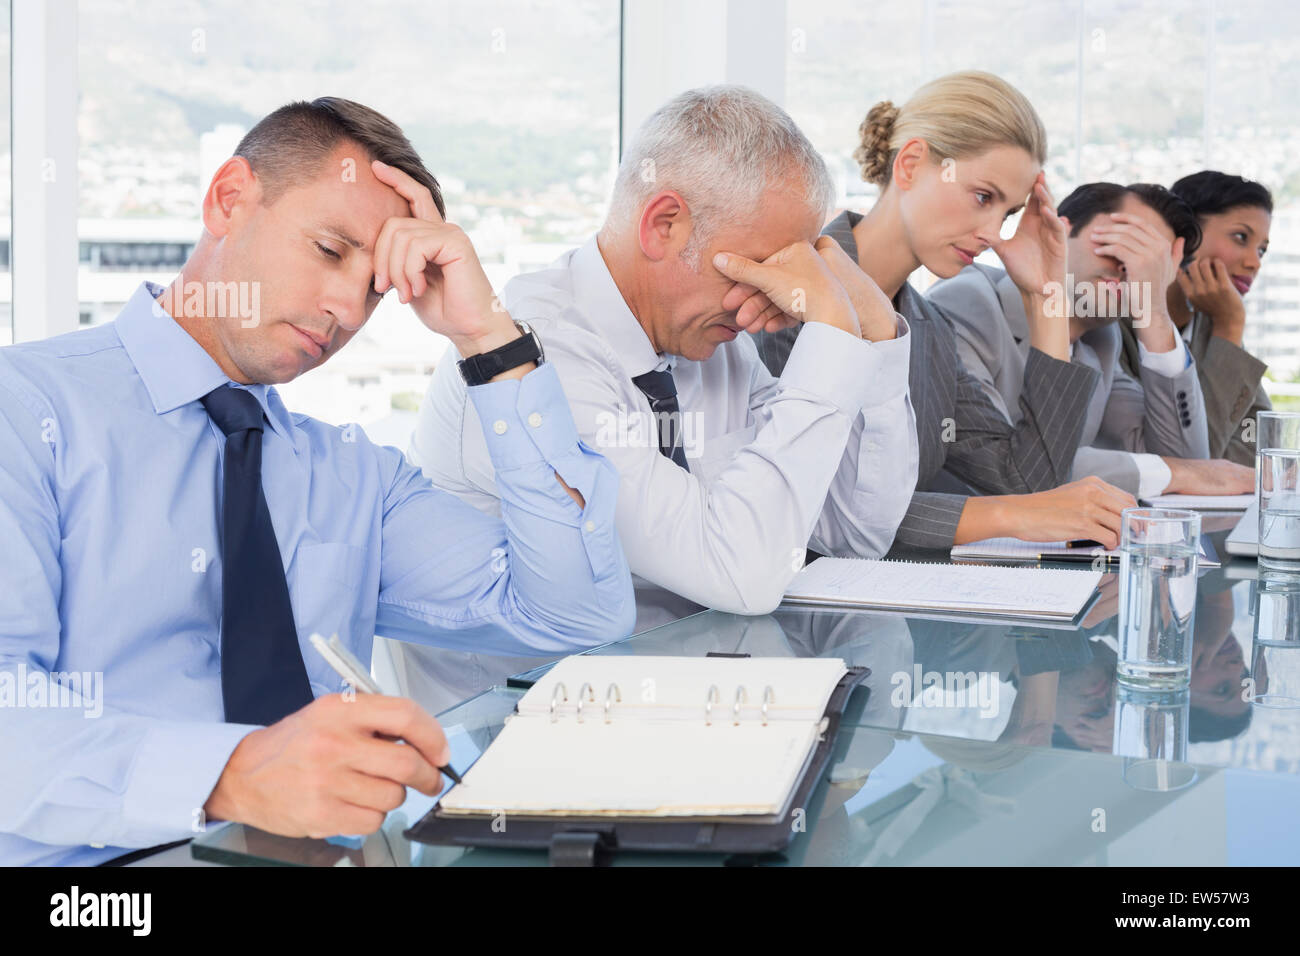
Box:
[201,385,314,725]
[632,369,689,471]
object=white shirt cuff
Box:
[1133,452,1173,498]
[1137,335,1191,378]
[779,314,911,415]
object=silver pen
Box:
[309,633,464,786]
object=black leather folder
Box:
[404,666,870,865]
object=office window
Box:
[1209,1,1300,386]
[0,2,9,346]
[783,0,1300,383]
[924,1,1078,190]
[785,2,1076,229]
[77,0,620,434]
[1077,0,1208,186]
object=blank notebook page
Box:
[437,655,848,818]
[438,718,819,817]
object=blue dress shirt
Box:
[0,281,634,866]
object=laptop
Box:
[1225,500,1259,557]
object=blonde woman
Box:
[753,71,1135,549]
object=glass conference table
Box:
[192,545,1300,867]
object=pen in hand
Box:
[309,633,465,787]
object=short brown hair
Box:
[233,97,445,216]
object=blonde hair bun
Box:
[854,72,1047,191]
[853,100,899,186]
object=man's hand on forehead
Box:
[722,280,798,335]
[371,158,444,224]
[366,158,514,352]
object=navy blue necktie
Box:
[201,385,314,725]
[632,369,690,471]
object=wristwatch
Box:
[457,321,545,386]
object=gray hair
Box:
[605,85,833,268]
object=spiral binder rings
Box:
[404,655,870,863]
[549,679,780,726]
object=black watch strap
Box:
[458,323,543,387]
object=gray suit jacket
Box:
[928,264,1210,495]
[754,211,1098,549]
[1117,312,1270,467]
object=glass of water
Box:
[1117,508,1200,688]
[1114,684,1197,792]
[1258,412,1300,571]
[1249,571,1300,708]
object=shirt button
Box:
[493,420,508,435]
[585,520,596,532]
[528,412,543,428]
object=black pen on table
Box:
[309,633,465,786]
[1046,539,1119,564]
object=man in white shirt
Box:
[929,182,1253,499]
[412,85,917,630]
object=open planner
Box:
[782,557,1102,622]
[405,655,869,861]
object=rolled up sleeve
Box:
[377,363,634,652]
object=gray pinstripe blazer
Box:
[930,263,1211,494]
[753,211,1099,550]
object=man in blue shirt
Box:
[0,98,634,865]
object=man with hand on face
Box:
[0,98,633,866]
[930,182,1254,500]
[1116,171,1274,466]
[413,86,918,630]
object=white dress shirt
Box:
[1130,336,1191,495]
[411,237,918,622]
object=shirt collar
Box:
[115,280,296,444]
[571,237,673,376]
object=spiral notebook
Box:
[436,655,849,819]
[782,557,1102,622]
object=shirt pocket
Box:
[292,542,367,688]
